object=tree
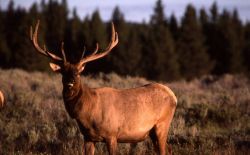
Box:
[169,13,179,40]
[122,25,142,76]
[177,4,212,79]
[84,9,107,74]
[210,2,219,23]
[0,7,11,68]
[26,2,50,71]
[200,8,209,26]
[231,9,245,73]
[147,0,180,81]
[43,0,68,56]
[89,10,107,47]
[136,23,150,77]
[200,3,222,74]
[64,8,83,63]
[4,1,36,70]
[243,23,250,75]
[108,6,132,75]
[150,0,165,26]
[215,9,244,74]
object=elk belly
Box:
[117,125,154,142]
[116,117,157,143]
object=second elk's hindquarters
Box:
[0,90,4,108]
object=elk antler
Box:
[80,46,86,60]
[61,42,67,63]
[78,22,118,66]
[80,43,99,60]
[30,20,66,62]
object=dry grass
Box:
[0,69,249,155]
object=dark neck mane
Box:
[62,80,91,118]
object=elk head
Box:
[30,20,118,97]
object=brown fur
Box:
[66,76,177,155]
[60,64,177,155]
[30,20,177,155]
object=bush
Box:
[0,69,249,154]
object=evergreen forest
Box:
[0,0,250,81]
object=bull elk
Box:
[0,90,4,108]
[30,20,177,155]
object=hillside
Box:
[0,69,249,154]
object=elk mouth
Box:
[63,84,75,98]
[63,83,74,90]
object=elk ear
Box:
[49,62,61,72]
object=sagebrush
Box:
[0,69,249,155]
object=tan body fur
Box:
[64,80,177,155]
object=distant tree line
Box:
[0,0,250,81]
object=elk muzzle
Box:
[67,83,74,88]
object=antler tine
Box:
[61,42,67,63]
[102,22,118,51]
[80,43,98,61]
[78,22,118,66]
[91,43,99,56]
[81,46,86,60]
[30,20,62,61]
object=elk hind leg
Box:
[155,116,175,155]
[154,122,167,155]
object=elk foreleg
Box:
[84,141,95,155]
[106,137,117,155]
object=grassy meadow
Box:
[0,69,249,155]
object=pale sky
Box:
[1,0,250,22]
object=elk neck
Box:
[62,78,93,118]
